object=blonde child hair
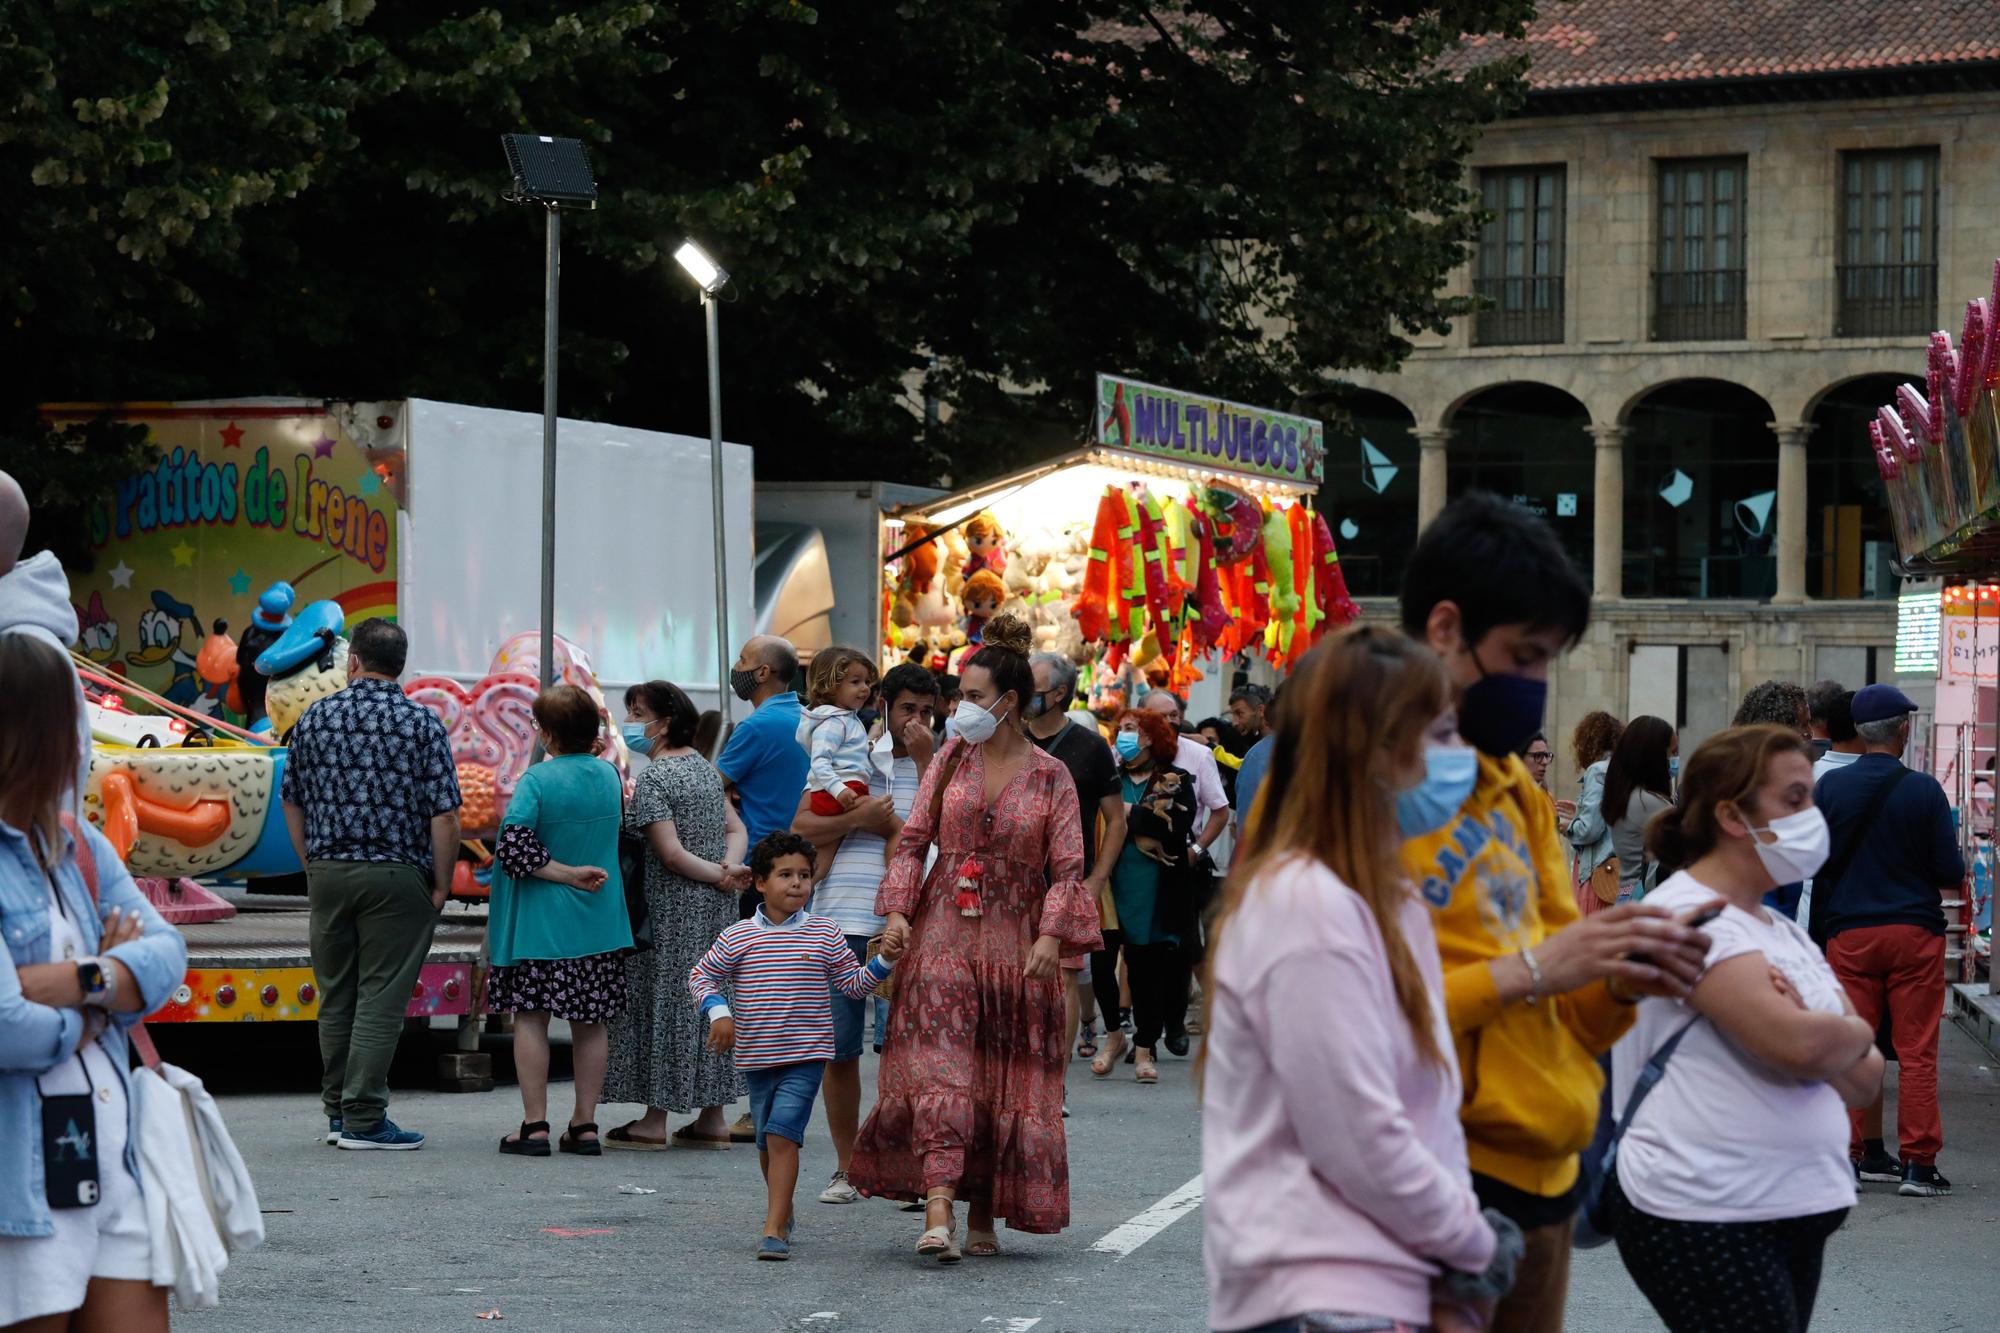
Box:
[805,644,879,708]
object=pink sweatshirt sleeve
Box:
[1257,949,1496,1275]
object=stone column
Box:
[1588,424,1627,601]
[1769,422,1815,604]
[1415,427,1452,531]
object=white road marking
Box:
[980,1320,1042,1332]
[1087,1173,1204,1258]
[801,1317,841,1325]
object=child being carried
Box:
[795,645,884,880]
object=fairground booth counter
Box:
[881,374,1361,724]
[1877,259,2000,1011]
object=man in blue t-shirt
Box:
[717,634,809,852]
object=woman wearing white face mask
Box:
[1607,724,1881,1333]
[849,614,1101,1259]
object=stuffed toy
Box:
[961,568,1008,644]
[1132,771,1186,864]
[962,512,1008,581]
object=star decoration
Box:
[228,568,252,597]
[357,470,381,496]
[171,542,196,568]
[109,561,135,590]
[313,436,337,459]
[219,422,245,449]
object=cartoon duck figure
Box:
[130,591,202,705]
[76,592,120,667]
[256,599,349,741]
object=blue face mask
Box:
[1115,732,1143,763]
[1458,647,1548,758]
[1397,745,1480,840]
[621,721,653,756]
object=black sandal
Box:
[560,1121,603,1157]
[500,1120,552,1156]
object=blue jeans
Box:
[743,1061,824,1150]
[831,934,891,1060]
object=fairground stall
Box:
[882,374,1360,723]
[1874,260,2000,1031]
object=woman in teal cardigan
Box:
[488,685,634,1157]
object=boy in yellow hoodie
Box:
[1399,493,1711,1333]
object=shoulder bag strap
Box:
[59,813,163,1070]
[1608,1015,1700,1148]
[1808,766,1910,943]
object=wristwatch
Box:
[76,958,112,1009]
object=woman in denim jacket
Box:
[0,633,188,1332]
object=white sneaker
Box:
[819,1171,860,1204]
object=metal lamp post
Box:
[499,134,598,698]
[673,240,733,740]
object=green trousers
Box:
[307,859,439,1133]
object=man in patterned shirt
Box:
[281,618,462,1151]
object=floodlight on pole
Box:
[674,236,734,738]
[498,133,597,717]
[674,241,730,296]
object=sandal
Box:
[669,1126,733,1150]
[499,1120,552,1156]
[1135,1053,1159,1084]
[604,1122,669,1150]
[560,1121,602,1156]
[1076,1037,1098,1059]
[917,1224,962,1263]
[965,1228,1001,1257]
[1091,1030,1128,1078]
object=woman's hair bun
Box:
[981,612,1034,658]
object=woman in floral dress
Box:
[849,614,1101,1258]
[604,680,752,1149]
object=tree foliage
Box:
[3,1,1533,498]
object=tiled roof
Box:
[1449,0,2000,90]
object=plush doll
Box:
[961,568,1008,645]
[1132,771,1186,864]
[941,526,972,596]
[962,512,1008,581]
[903,524,940,595]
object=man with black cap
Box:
[1811,683,1964,1197]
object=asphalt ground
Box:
[159,1014,1999,1332]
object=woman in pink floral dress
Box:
[849,614,1101,1259]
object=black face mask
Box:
[730,667,762,702]
[1457,641,1548,758]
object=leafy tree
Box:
[4,1,1534,502]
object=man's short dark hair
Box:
[349,618,408,677]
[880,662,938,711]
[750,830,817,879]
[1734,680,1807,731]
[1806,679,1847,727]
[1229,684,1272,708]
[1826,690,1858,744]
[1398,492,1590,648]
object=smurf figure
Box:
[234,582,296,730]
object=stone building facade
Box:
[1324,5,2000,786]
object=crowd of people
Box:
[0,459,1973,1330]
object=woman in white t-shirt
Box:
[1610,724,1882,1333]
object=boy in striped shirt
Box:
[691,832,900,1260]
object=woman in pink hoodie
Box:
[1202,626,1522,1333]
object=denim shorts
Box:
[743,1060,824,1150]
[831,934,886,1061]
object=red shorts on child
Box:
[809,780,871,817]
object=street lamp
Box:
[674,238,734,738]
[499,133,598,699]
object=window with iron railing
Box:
[1837,149,1938,337]
[1475,166,1565,346]
[1653,158,1747,341]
